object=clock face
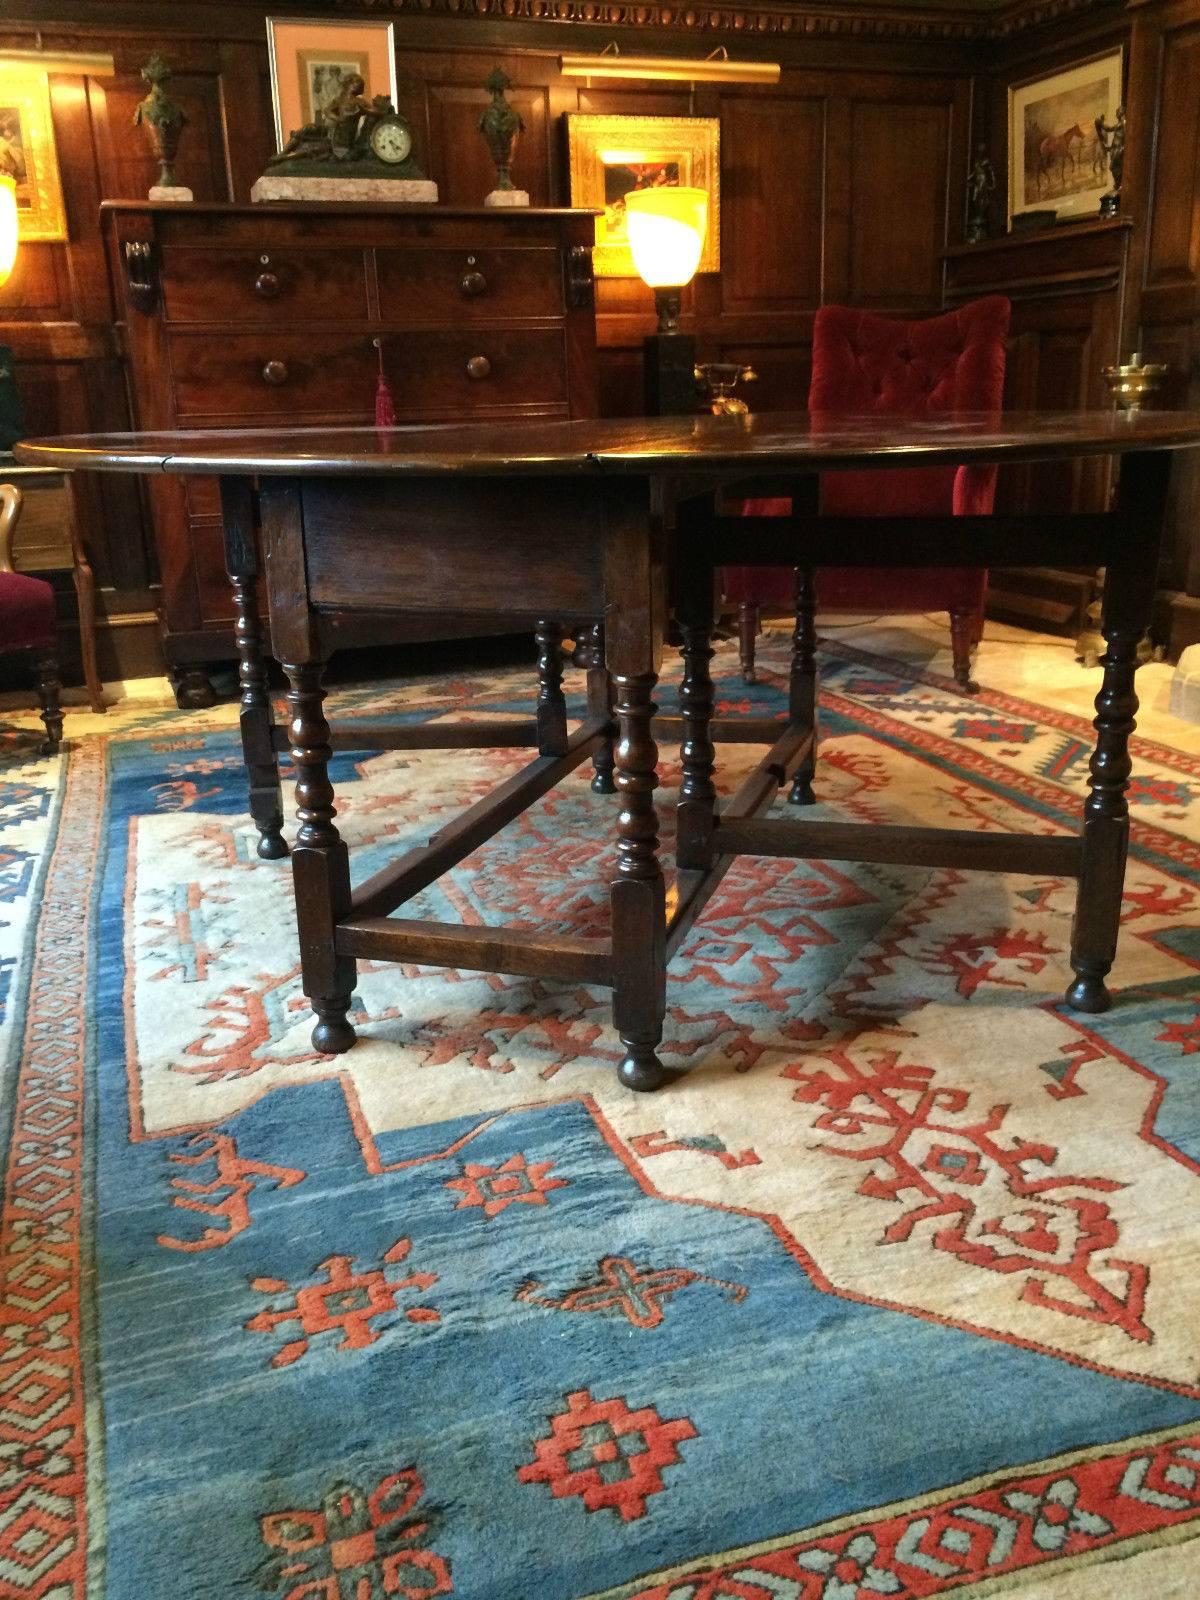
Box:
[371,118,413,165]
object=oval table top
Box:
[15,410,1200,478]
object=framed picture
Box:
[266,17,398,151]
[0,66,66,243]
[566,114,720,277]
[1008,50,1123,226]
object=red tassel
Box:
[374,342,396,428]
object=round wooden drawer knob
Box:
[460,269,488,297]
[261,359,290,386]
[466,355,492,380]
[254,270,281,299]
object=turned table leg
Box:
[611,669,667,1090]
[605,482,667,1091]
[283,660,357,1053]
[585,621,616,794]
[221,479,287,860]
[676,556,717,872]
[1067,454,1167,1014]
[534,618,569,757]
[788,566,818,805]
[737,601,759,685]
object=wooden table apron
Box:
[15,412,1199,1092]
[218,448,1169,1093]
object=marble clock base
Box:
[250,175,439,203]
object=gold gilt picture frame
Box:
[566,114,720,277]
[0,66,67,243]
[1007,50,1123,226]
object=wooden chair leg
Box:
[788,567,818,805]
[738,600,759,684]
[34,648,63,755]
[585,621,616,794]
[950,607,981,694]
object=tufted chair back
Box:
[812,296,1011,520]
[726,295,1011,689]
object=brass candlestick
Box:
[1077,351,1171,666]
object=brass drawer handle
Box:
[466,355,492,380]
[460,269,488,297]
[261,359,289,386]
[255,270,280,299]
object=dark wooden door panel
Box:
[851,100,951,307]
[720,97,826,312]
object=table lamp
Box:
[0,177,17,288]
[625,185,707,416]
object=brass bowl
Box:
[1102,352,1169,412]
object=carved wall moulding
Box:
[333,0,1108,43]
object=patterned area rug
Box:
[4,634,1200,1600]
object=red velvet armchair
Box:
[725,295,1011,693]
[0,486,63,756]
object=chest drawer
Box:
[381,329,567,415]
[375,247,563,321]
[161,247,369,324]
[168,332,376,420]
[167,328,568,421]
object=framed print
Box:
[266,17,398,151]
[566,115,720,277]
[1008,50,1123,226]
[0,66,66,243]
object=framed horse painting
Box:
[1008,50,1123,227]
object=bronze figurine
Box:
[134,54,187,191]
[1095,105,1125,218]
[263,81,425,181]
[966,144,995,243]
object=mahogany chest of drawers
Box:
[102,202,598,705]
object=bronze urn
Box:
[478,68,523,192]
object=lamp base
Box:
[643,329,698,416]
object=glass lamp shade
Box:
[0,177,16,289]
[624,186,708,288]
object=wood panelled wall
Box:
[0,7,980,672]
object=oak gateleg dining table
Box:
[18,410,1200,1090]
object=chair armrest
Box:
[0,484,22,574]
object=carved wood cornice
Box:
[335,0,1112,42]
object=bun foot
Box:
[1065,974,1111,1014]
[257,830,289,861]
[788,774,816,806]
[742,669,757,686]
[591,770,617,795]
[312,1005,356,1054]
[617,1047,669,1092]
